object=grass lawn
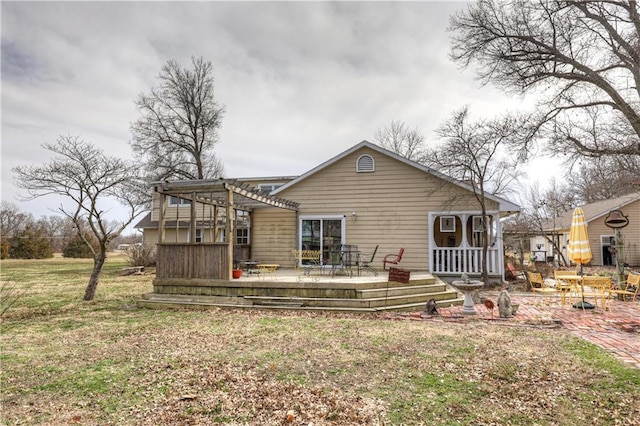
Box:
[1,255,639,425]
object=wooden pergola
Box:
[152,179,299,280]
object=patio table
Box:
[240,260,260,275]
[556,274,603,309]
[330,244,360,277]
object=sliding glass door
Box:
[300,216,345,266]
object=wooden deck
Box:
[139,269,464,313]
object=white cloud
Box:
[1,1,547,226]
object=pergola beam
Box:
[152,179,299,211]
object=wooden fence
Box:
[156,243,229,280]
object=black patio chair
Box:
[358,245,379,276]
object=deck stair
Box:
[138,272,463,313]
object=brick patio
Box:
[393,292,640,370]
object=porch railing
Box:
[156,243,229,280]
[432,247,500,275]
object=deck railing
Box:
[156,243,229,280]
[432,247,500,275]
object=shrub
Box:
[125,244,156,267]
[62,235,95,258]
[8,227,53,259]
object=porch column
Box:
[495,213,505,281]
[460,213,473,272]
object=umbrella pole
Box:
[580,264,585,309]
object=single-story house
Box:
[531,192,640,267]
[136,140,521,280]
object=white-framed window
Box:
[472,216,484,232]
[169,196,191,206]
[258,184,282,193]
[195,229,203,243]
[440,216,455,232]
[236,210,250,227]
[356,154,375,172]
[236,228,249,245]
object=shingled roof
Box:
[545,192,640,232]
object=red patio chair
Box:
[383,247,404,271]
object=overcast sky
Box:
[1,1,548,224]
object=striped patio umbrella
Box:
[567,207,592,268]
[567,207,593,309]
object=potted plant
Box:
[232,269,242,279]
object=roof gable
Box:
[272,140,520,213]
[549,192,640,231]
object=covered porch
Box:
[429,211,503,277]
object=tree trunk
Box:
[481,209,490,287]
[83,252,106,301]
[481,231,489,286]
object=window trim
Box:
[472,216,485,232]
[440,216,456,232]
[235,227,250,245]
[257,184,282,193]
[168,196,191,206]
[356,154,375,173]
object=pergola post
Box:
[158,192,166,244]
[190,191,197,243]
[225,186,234,280]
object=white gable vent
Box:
[356,154,375,173]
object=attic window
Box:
[356,154,375,173]
[258,184,282,193]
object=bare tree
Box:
[131,56,226,180]
[374,120,428,163]
[502,212,536,281]
[13,135,148,301]
[0,202,33,237]
[523,180,575,267]
[0,202,34,259]
[35,215,74,253]
[449,0,640,165]
[564,156,640,203]
[428,107,527,284]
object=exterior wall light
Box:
[604,209,629,286]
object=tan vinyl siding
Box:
[143,229,159,247]
[587,199,640,267]
[250,209,297,266]
[266,147,497,271]
[142,228,202,245]
[150,193,217,222]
